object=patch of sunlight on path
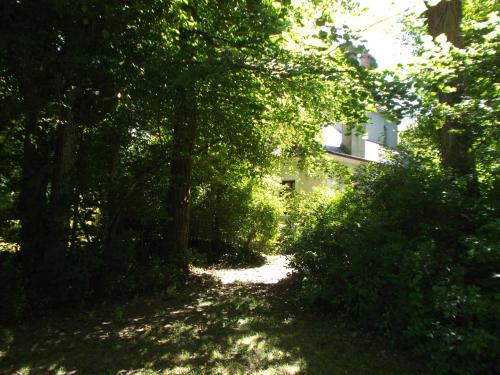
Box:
[192,255,292,284]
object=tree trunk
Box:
[45,98,78,269]
[100,130,123,250]
[69,194,79,252]
[426,0,464,48]
[426,0,476,188]
[165,82,197,275]
[19,107,50,273]
[210,188,223,262]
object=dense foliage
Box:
[284,2,499,373]
[0,0,372,321]
[284,152,499,374]
[1,1,498,373]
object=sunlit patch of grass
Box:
[196,299,213,307]
[277,363,303,375]
[51,365,71,375]
[236,333,265,349]
[169,365,192,374]
[0,238,19,252]
[236,317,251,328]
[130,369,159,375]
[14,366,31,375]
[210,349,225,361]
[175,350,194,362]
[266,348,286,361]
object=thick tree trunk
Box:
[165,83,197,275]
[426,0,464,48]
[45,100,78,269]
[426,0,476,188]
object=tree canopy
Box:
[0,0,372,308]
[0,2,498,373]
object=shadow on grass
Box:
[198,249,266,270]
[0,273,423,375]
[214,250,266,269]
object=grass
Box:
[0,269,424,374]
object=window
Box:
[281,180,295,192]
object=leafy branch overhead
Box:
[0,2,497,374]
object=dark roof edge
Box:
[325,149,370,163]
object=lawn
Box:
[1,258,423,375]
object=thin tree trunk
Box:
[210,188,223,262]
[100,133,122,250]
[69,195,79,252]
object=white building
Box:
[281,111,398,194]
[326,111,398,162]
[280,51,399,194]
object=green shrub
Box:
[286,154,500,374]
[218,246,265,268]
[0,253,26,323]
[15,241,180,315]
[190,178,284,262]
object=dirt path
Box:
[1,256,422,375]
[192,255,291,285]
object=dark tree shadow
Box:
[0,273,423,374]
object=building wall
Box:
[366,112,385,143]
[385,121,398,148]
[280,163,325,194]
[284,111,398,194]
[337,112,398,162]
[280,153,365,195]
[340,124,352,154]
[350,131,366,159]
[366,112,398,147]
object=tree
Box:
[0,0,171,273]
[161,0,372,273]
[424,0,476,185]
[0,0,374,315]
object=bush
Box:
[0,253,26,323]
[190,178,284,263]
[218,246,265,268]
[0,241,181,323]
[279,188,338,255]
[286,153,500,374]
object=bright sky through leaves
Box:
[352,0,427,69]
